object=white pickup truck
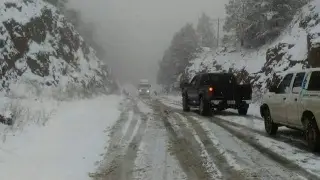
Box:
[260,68,320,152]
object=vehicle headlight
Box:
[147,90,149,93]
[139,89,142,92]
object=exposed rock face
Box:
[0,0,117,96]
[252,42,310,90]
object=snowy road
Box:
[93,96,320,180]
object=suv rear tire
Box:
[182,95,190,112]
[264,108,278,136]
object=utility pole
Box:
[211,18,225,48]
[217,18,219,48]
[241,0,245,47]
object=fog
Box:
[67,0,226,85]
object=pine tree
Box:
[223,0,249,46]
[43,0,67,11]
[170,23,199,72]
[157,23,199,86]
[197,13,216,48]
[157,50,176,85]
[224,0,308,48]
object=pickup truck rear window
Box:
[200,74,235,85]
[308,71,320,91]
[208,74,235,84]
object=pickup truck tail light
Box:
[208,87,214,96]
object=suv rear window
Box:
[308,71,320,91]
[292,72,305,88]
[278,73,293,93]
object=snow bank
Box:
[0,95,122,180]
[187,46,266,78]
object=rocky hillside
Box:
[186,0,320,99]
[0,0,116,98]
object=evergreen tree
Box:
[224,0,308,48]
[43,0,67,11]
[157,23,199,86]
[197,13,216,48]
[170,23,199,72]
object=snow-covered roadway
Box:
[93,95,318,180]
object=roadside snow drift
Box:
[0,95,122,180]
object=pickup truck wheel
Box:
[305,119,320,152]
[238,107,248,116]
[199,97,211,116]
[182,96,190,112]
[264,108,278,136]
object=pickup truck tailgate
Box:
[207,75,236,100]
[212,83,236,100]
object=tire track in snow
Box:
[91,106,132,179]
[173,113,222,179]
[165,104,307,154]
[174,112,247,180]
[213,116,307,151]
[92,100,148,180]
[192,115,308,180]
[153,100,219,180]
[158,97,316,179]
[204,116,318,180]
[118,110,148,180]
[132,107,187,180]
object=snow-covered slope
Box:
[0,0,116,98]
[0,95,122,180]
[0,0,120,152]
[187,0,320,97]
[0,2,122,178]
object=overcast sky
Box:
[67,0,227,85]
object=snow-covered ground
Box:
[133,100,188,180]
[159,94,262,118]
[215,114,320,178]
[0,95,122,180]
[31,94,313,180]
[155,96,310,179]
[158,95,320,178]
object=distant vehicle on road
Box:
[261,68,320,152]
[181,73,252,116]
[138,79,151,97]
